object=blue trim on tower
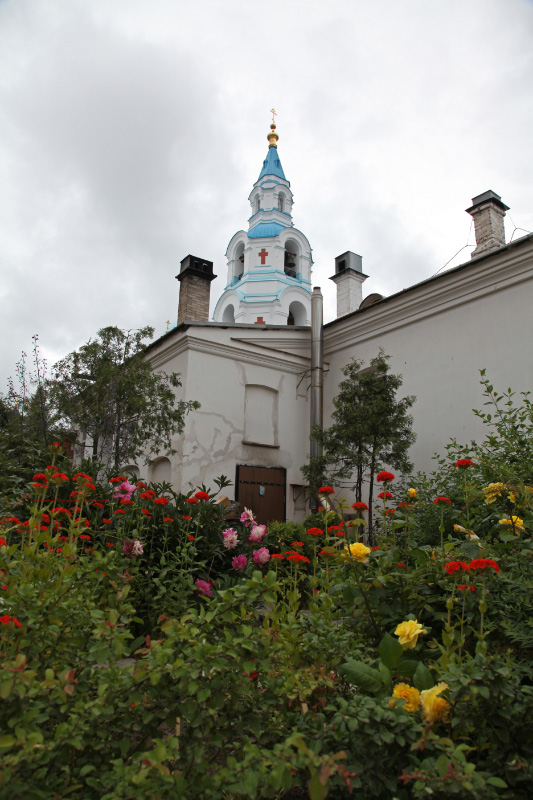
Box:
[247,221,287,239]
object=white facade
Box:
[146,230,533,521]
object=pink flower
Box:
[248,524,267,542]
[195,579,213,597]
[232,554,248,572]
[113,480,137,502]
[252,547,270,566]
[122,538,144,557]
[222,528,239,550]
[240,507,255,527]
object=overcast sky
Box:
[1,0,532,391]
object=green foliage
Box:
[47,326,199,470]
[302,351,415,529]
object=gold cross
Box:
[165,319,171,332]
[270,107,277,125]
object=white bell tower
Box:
[213,113,313,326]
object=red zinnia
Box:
[352,502,368,510]
[194,491,209,501]
[377,491,393,500]
[376,471,395,483]
[306,527,324,536]
[318,486,334,495]
[433,496,452,505]
[455,458,475,469]
[469,558,500,573]
[153,497,169,505]
[444,561,470,575]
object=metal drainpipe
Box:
[310,286,324,512]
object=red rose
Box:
[376,471,395,483]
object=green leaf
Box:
[486,777,508,788]
[308,770,328,800]
[378,633,403,669]
[379,662,392,690]
[0,735,15,749]
[338,660,383,693]
[413,662,433,691]
[396,659,418,679]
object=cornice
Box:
[324,239,533,355]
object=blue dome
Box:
[258,146,286,180]
[247,221,287,239]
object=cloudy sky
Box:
[1,0,532,390]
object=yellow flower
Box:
[499,516,524,532]
[342,542,371,563]
[420,682,450,723]
[390,683,420,712]
[394,619,426,650]
[408,488,417,499]
[453,523,478,540]
[482,482,506,504]
[508,491,517,504]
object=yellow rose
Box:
[343,542,371,563]
[420,682,450,723]
[482,482,506,504]
[499,516,524,531]
[390,683,420,712]
[408,488,417,499]
[394,619,426,650]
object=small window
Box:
[255,196,260,214]
[278,195,284,212]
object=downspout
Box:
[310,286,324,512]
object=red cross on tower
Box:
[258,248,268,265]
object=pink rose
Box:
[249,524,267,542]
[222,528,239,550]
[252,547,270,566]
[232,554,248,572]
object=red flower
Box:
[286,554,310,563]
[114,509,126,515]
[397,501,411,508]
[306,527,324,536]
[371,545,380,551]
[318,486,334,495]
[102,519,112,524]
[181,515,192,521]
[186,498,198,505]
[188,535,194,541]
[79,534,91,540]
[194,491,210,501]
[33,473,47,480]
[270,554,284,559]
[136,482,147,489]
[444,561,470,575]
[153,497,169,505]
[0,615,22,627]
[291,541,304,547]
[385,509,396,515]
[57,536,68,542]
[106,542,115,547]
[139,490,156,500]
[459,584,476,592]
[433,496,452,505]
[352,502,368,510]
[455,458,475,469]
[376,471,395,483]
[377,491,393,500]
[469,558,500,573]
[318,549,334,556]
[92,502,104,509]
[0,538,7,547]
[397,562,406,567]
[163,516,174,522]
[109,476,127,484]
[141,509,152,517]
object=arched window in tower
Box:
[234,243,245,281]
[284,239,299,277]
[278,193,285,212]
[254,195,260,215]
[288,301,306,326]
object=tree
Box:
[302,351,415,531]
[48,326,199,471]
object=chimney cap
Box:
[176,254,216,282]
[466,190,509,214]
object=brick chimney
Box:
[466,191,509,258]
[329,251,368,317]
[176,255,217,325]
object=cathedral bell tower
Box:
[213,113,313,325]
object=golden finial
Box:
[165,319,171,332]
[267,108,279,148]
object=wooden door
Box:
[236,465,286,524]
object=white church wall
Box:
[323,236,533,480]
